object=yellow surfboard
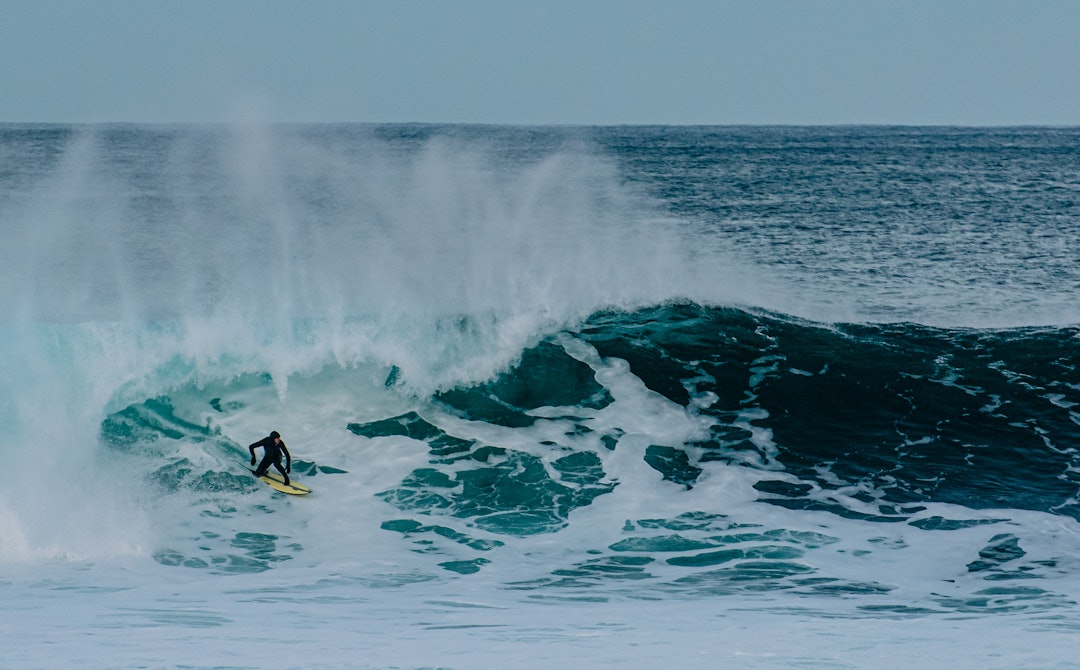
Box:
[256,470,313,495]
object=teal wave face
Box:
[104,303,1080,533]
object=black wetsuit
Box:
[249,435,292,485]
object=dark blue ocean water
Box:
[2,124,1079,667]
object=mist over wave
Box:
[0,125,755,392]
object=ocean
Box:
[1,124,1079,668]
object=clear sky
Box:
[3,0,1079,125]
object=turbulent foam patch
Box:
[358,412,617,537]
[503,511,879,597]
[154,532,301,574]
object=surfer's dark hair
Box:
[270,431,280,439]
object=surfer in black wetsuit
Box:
[249,430,292,486]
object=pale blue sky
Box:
[3,0,1079,125]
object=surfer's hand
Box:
[286,465,291,473]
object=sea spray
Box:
[0,123,725,560]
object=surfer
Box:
[249,430,292,486]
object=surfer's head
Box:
[270,430,280,440]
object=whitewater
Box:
[2,124,1080,668]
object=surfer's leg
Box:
[254,454,273,477]
[273,459,290,486]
